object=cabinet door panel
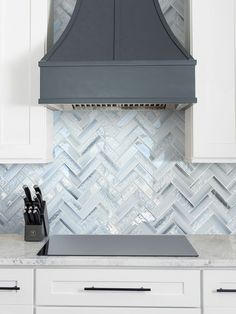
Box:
[0,0,53,163]
[186,0,236,162]
[0,269,33,305]
[36,308,201,314]
[204,270,236,308]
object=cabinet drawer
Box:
[0,269,33,305]
[0,305,33,314]
[36,269,200,307]
[204,270,236,307]
[36,308,201,314]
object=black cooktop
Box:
[37,235,198,257]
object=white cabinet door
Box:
[0,305,33,314]
[0,269,33,305]
[0,0,53,163]
[185,0,236,162]
[203,270,236,308]
[36,308,201,314]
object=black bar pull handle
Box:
[0,286,20,291]
[84,286,151,292]
[217,288,236,293]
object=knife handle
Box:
[36,192,43,207]
[23,185,32,203]
[24,210,30,225]
[33,209,41,225]
[27,209,35,225]
[24,197,30,206]
[34,185,42,196]
[33,205,40,214]
[33,196,40,208]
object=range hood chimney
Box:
[39,0,196,109]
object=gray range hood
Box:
[39,0,197,109]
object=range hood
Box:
[39,0,197,110]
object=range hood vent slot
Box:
[72,103,168,110]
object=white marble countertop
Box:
[0,234,236,268]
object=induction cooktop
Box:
[37,235,198,257]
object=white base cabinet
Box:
[0,269,33,313]
[203,270,236,313]
[3,268,236,313]
[204,270,236,308]
[0,269,33,305]
[36,309,201,314]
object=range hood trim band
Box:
[40,63,195,105]
[39,59,197,67]
[39,98,197,105]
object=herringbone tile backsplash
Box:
[1,0,236,235]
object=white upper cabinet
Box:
[185,0,236,163]
[0,0,53,163]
